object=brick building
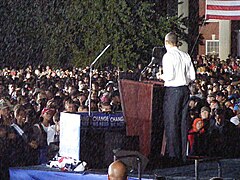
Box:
[157,0,240,60]
[198,0,240,60]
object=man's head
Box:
[200,106,210,120]
[165,32,178,48]
[214,108,225,124]
[0,99,10,117]
[108,160,128,180]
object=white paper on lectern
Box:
[59,112,81,160]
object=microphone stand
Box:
[139,57,155,81]
[88,44,111,119]
[139,66,148,81]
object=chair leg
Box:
[195,159,199,180]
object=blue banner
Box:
[78,112,125,129]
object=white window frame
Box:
[205,40,219,56]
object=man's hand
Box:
[156,72,163,80]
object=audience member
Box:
[187,118,205,155]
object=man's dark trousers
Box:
[163,85,190,162]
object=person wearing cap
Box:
[200,106,210,119]
[108,160,128,180]
[157,32,196,162]
[32,107,56,164]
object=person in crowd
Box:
[157,32,196,163]
[209,100,220,117]
[206,94,216,107]
[187,118,205,155]
[215,92,226,108]
[230,103,240,128]
[108,160,128,180]
[99,102,112,113]
[200,106,211,130]
[0,99,12,126]
[78,105,88,112]
[229,103,240,157]
[207,108,236,157]
[32,107,56,164]
[111,92,122,112]
[77,93,87,107]
[63,98,78,113]
[188,106,212,156]
[8,104,38,166]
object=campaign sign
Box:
[59,112,81,160]
[91,113,110,128]
[109,113,125,128]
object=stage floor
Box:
[152,158,240,180]
[10,158,240,180]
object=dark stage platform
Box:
[9,158,240,180]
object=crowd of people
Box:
[0,54,240,178]
[0,65,122,178]
[187,54,240,158]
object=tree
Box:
[0,0,187,69]
[67,0,186,70]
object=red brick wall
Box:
[198,0,220,56]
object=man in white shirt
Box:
[158,32,196,163]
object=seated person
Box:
[188,118,205,156]
[108,160,128,180]
[207,108,236,157]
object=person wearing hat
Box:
[200,106,211,121]
[0,99,12,126]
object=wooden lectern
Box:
[119,79,164,159]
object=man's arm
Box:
[159,53,175,81]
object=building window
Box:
[206,40,219,56]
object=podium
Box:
[119,79,164,159]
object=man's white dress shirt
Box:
[161,47,196,87]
